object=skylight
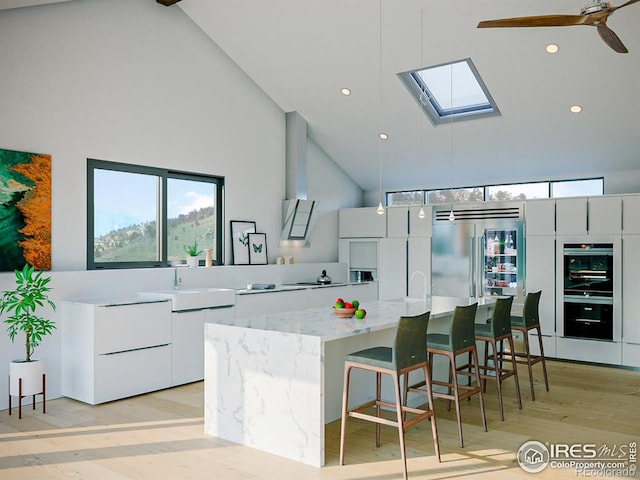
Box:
[398,58,500,125]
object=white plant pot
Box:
[187,256,199,268]
[10,359,45,396]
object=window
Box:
[552,178,603,198]
[398,58,500,125]
[386,190,424,206]
[487,182,550,201]
[88,159,224,269]
[427,187,484,204]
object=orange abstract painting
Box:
[0,148,52,271]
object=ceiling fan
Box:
[477,0,640,53]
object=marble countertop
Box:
[208,296,495,342]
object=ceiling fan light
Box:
[545,43,559,54]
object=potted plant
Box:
[184,241,203,268]
[1,264,56,398]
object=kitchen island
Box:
[203,296,495,467]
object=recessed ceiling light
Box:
[379,132,389,140]
[570,105,583,113]
[546,43,559,54]
[341,88,351,96]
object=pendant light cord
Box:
[377,0,384,215]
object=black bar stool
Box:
[415,303,487,448]
[509,290,549,400]
[474,296,522,420]
[339,312,440,480]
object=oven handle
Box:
[575,318,602,324]
[563,295,613,305]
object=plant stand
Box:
[8,373,46,419]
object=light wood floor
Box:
[1,360,638,479]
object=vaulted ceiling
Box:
[176,0,640,194]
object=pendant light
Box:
[448,62,455,222]
[376,0,385,216]
[417,8,426,220]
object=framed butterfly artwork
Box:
[248,232,268,265]
[230,220,256,265]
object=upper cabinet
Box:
[623,195,640,234]
[588,196,622,235]
[556,198,587,235]
[386,206,432,238]
[339,207,386,238]
[555,196,621,235]
[525,199,555,236]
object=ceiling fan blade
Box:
[597,25,629,52]
[477,14,587,29]
[613,0,640,11]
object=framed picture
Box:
[248,233,268,265]
[230,220,256,265]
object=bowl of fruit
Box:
[333,298,367,319]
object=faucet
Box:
[409,270,428,300]
[174,268,181,290]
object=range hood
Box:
[280,112,318,247]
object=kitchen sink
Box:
[141,287,236,311]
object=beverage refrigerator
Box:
[430,204,525,302]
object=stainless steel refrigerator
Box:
[431,203,525,302]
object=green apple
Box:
[355,308,366,320]
[352,300,360,309]
[335,301,344,308]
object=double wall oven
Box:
[563,243,614,341]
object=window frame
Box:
[87,158,224,270]
[398,57,501,126]
[385,177,604,207]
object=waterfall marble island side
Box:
[204,296,496,467]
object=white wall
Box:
[0,0,362,409]
[604,168,640,195]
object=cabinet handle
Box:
[101,343,171,356]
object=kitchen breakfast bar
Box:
[203,296,496,467]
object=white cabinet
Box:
[171,307,233,386]
[306,283,378,308]
[235,289,308,318]
[525,199,555,236]
[377,237,431,300]
[386,206,432,238]
[556,198,587,235]
[622,234,640,367]
[339,238,379,283]
[61,300,172,405]
[339,207,386,238]
[171,310,205,386]
[556,196,622,235]
[378,237,407,300]
[407,237,431,298]
[588,196,621,234]
[623,195,640,234]
[525,235,556,356]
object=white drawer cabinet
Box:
[172,306,235,386]
[61,299,172,405]
[235,289,308,317]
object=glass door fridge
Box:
[483,227,523,298]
